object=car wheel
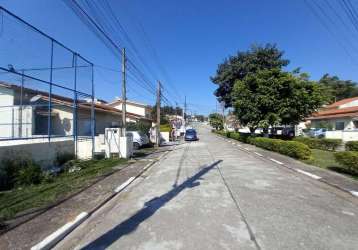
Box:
[133,142,140,150]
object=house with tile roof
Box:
[0,82,150,139]
[307,97,358,141]
[108,98,152,122]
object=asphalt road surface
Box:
[55,123,358,250]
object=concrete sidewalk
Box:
[55,124,358,250]
[0,148,172,250]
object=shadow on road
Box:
[80,159,223,250]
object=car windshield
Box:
[186,130,196,135]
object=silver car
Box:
[126,131,150,149]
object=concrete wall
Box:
[160,132,170,142]
[76,138,93,160]
[112,102,147,117]
[0,138,75,168]
[326,130,358,141]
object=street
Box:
[55,124,358,250]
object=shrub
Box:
[227,132,253,143]
[160,124,171,132]
[212,130,226,136]
[293,137,341,151]
[345,141,358,151]
[0,153,44,190]
[127,121,152,134]
[16,162,43,186]
[251,137,311,160]
[55,152,75,166]
[213,130,311,159]
[228,132,241,141]
[0,157,23,190]
[334,151,358,174]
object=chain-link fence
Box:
[0,7,95,161]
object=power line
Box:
[313,0,358,55]
[65,0,182,105]
[64,0,184,110]
[304,0,358,65]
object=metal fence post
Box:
[73,53,78,158]
[91,64,95,158]
[19,69,24,138]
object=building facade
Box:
[307,97,358,141]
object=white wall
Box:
[0,86,14,106]
[0,87,15,138]
[325,130,358,141]
[0,106,33,138]
[112,102,146,117]
[160,132,170,142]
[76,138,93,160]
[0,138,75,167]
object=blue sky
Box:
[1,0,358,115]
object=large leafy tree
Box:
[319,74,358,102]
[232,69,327,134]
[211,44,289,107]
[208,113,224,130]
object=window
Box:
[335,121,345,130]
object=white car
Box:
[126,131,150,149]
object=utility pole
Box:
[221,102,225,131]
[156,81,161,147]
[121,48,126,136]
[184,96,187,127]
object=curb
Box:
[215,133,358,199]
[31,212,89,250]
[31,149,172,250]
[0,163,133,236]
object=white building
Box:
[307,97,358,141]
[108,98,152,122]
[0,82,148,139]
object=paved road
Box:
[56,124,358,250]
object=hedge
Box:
[345,141,358,151]
[229,132,253,144]
[212,130,311,159]
[334,151,358,174]
[250,137,311,160]
[160,124,171,132]
[293,137,342,151]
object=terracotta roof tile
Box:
[309,106,358,120]
[326,96,358,108]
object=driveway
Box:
[55,124,358,250]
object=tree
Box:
[151,105,183,125]
[232,68,327,134]
[319,74,358,102]
[209,113,223,130]
[211,44,289,108]
[127,121,152,134]
[196,115,205,122]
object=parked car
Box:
[126,131,150,149]
[309,128,326,138]
[184,129,198,141]
[271,126,295,138]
